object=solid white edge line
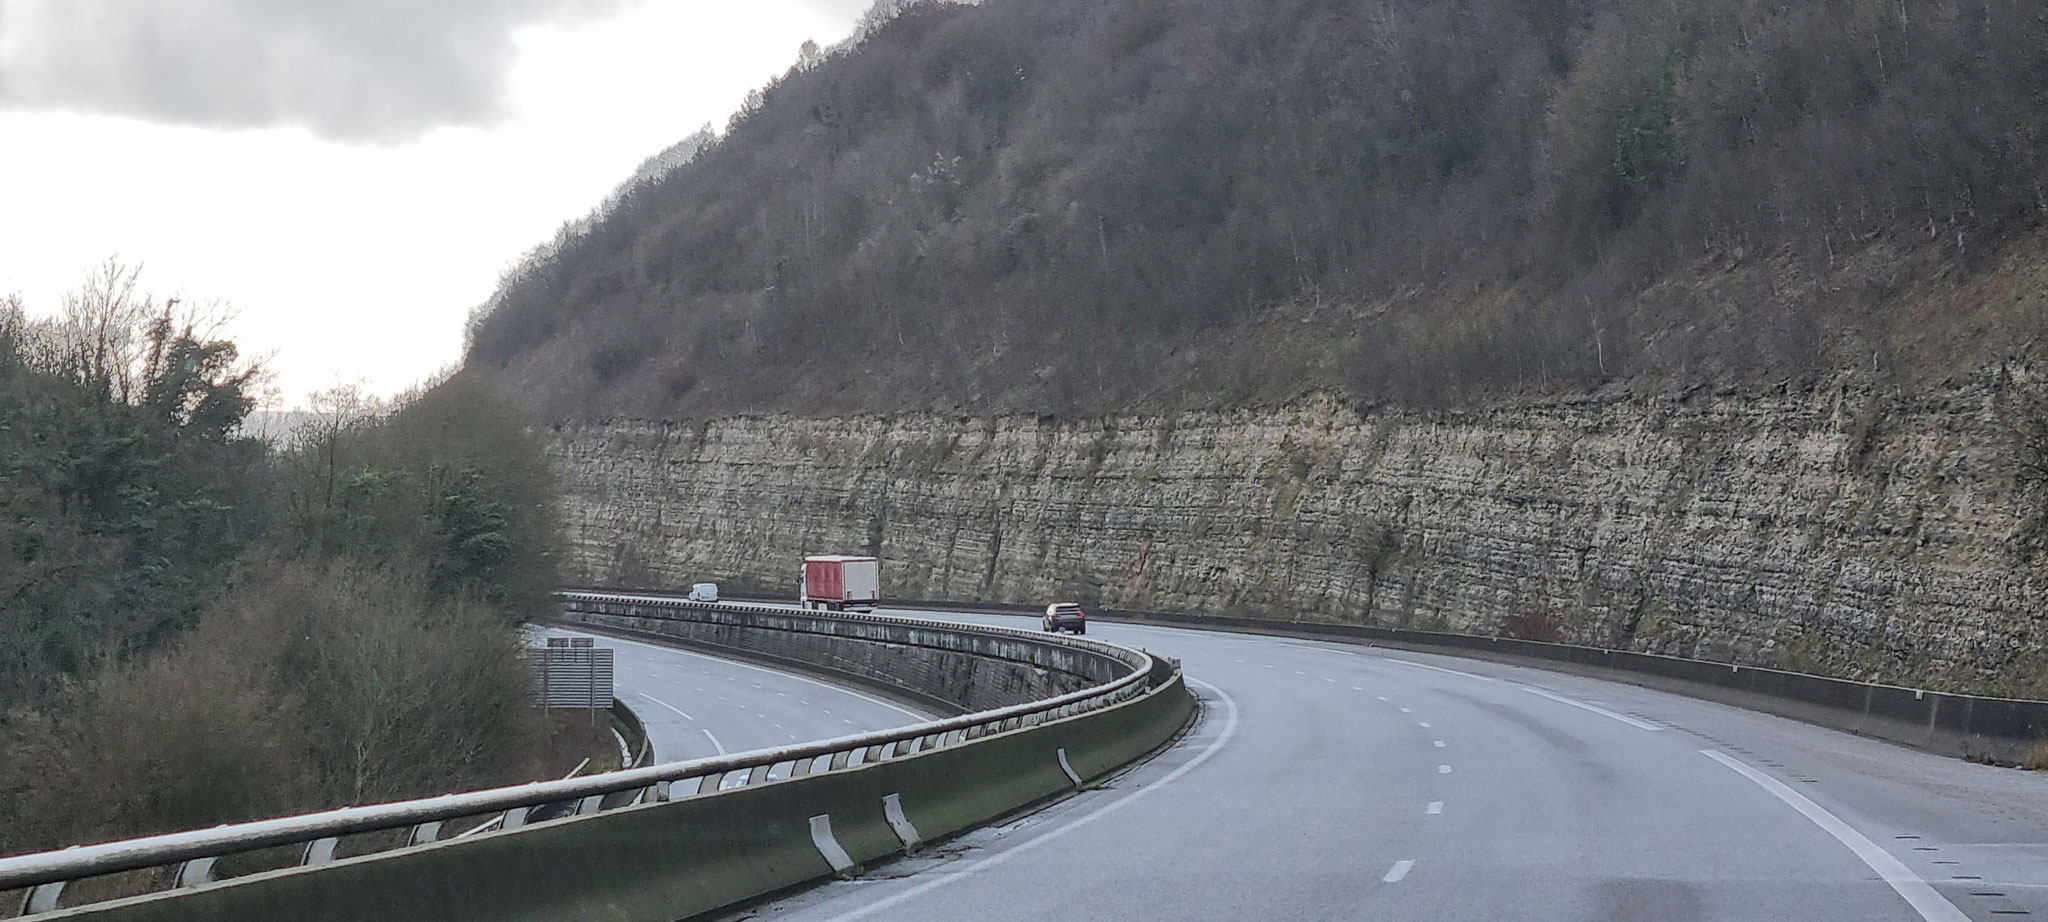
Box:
[817,678,1241,922]
[1701,750,1970,922]
[1520,686,1662,731]
[639,693,694,721]
[1383,859,1415,883]
[701,728,727,755]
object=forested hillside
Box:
[0,266,572,857]
[468,0,2048,418]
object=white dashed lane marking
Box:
[1384,860,1415,883]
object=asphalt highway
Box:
[533,626,929,763]
[706,610,2048,922]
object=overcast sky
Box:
[0,0,873,407]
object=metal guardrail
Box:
[561,590,1154,669]
[2,595,1163,915]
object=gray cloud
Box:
[0,0,628,142]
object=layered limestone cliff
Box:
[548,376,2048,694]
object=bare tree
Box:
[24,258,245,407]
[287,383,390,514]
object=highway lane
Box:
[729,610,2048,922]
[530,626,930,763]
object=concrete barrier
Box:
[38,675,1193,922]
[609,699,652,768]
[556,594,1142,717]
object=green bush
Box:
[0,271,564,856]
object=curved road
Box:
[533,626,929,763]
[676,610,2048,922]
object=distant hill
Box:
[241,408,314,445]
[466,0,2048,420]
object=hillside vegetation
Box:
[0,267,570,857]
[468,0,2048,418]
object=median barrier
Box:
[555,594,1142,716]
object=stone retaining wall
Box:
[550,379,2048,694]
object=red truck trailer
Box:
[800,555,880,612]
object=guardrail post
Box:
[19,881,63,914]
[300,836,339,866]
[807,815,856,874]
[882,793,922,850]
[174,855,217,888]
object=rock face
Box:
[548,378,2048,695]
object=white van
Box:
[687,582,719,602]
